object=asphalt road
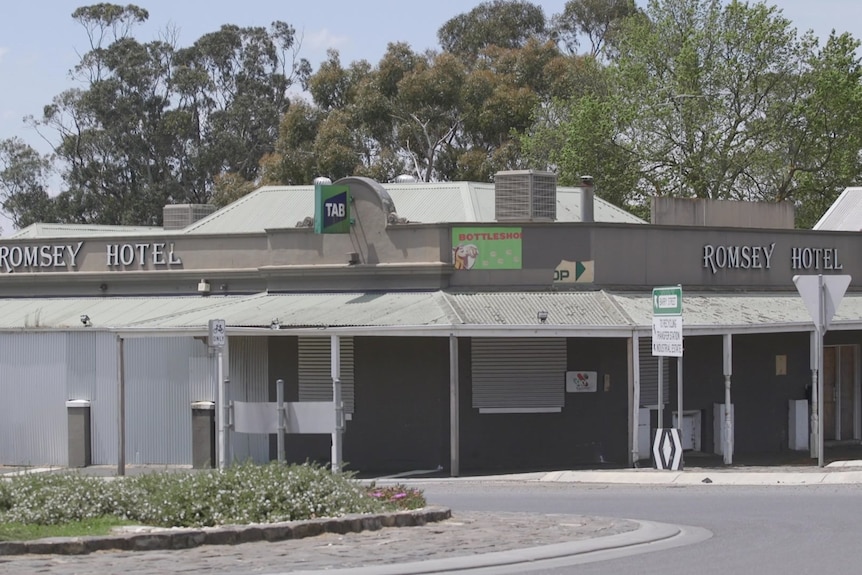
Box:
[415,480,862,574]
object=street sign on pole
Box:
[208,318,227,469]
[793,274,851,468]
[793,275,850,331]
[208,319,226,348]
[651,286,684,471]
[653,286,683,315]
[652,286,683,357]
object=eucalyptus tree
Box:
[0,3,309,227]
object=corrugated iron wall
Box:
[228,336,269,463]
[0,331,271,467]
[122,337,212,465]
[0,332,217,467]
[75,331,119,465]
[0,332,69,465]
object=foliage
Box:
[438,0,549,61]
[0,3,309,227]
[5,1,862,229]
[521,0,862,226]
[0,462,426,533]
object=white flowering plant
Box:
[0,462,425,529]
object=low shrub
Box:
[0,462,425,529]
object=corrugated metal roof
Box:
[129,291,459,329]
[182,186,316,235]
[182,182,646,235]
[446,291,632,327]
[813,187,862,231]
[0,290,858,336]
[0,295,250,329]
[9,223,165,239]
[609,292,862,331]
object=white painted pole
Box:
[659,354,666,435]
[810,329,819,460]
[723,333,733,465]
[117,335,125,476]
[276,378,285,463]
[217,348,225,470]
[677,356,683,435]
[631,333,641,467]
[818,274,826,467]
[331,335,343,473]
[449,334,460,477]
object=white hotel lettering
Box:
[791,247,842,271]
[703,243,775,274]
[0,242,84,273]
[106,242,181,267]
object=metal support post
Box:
[276,378,285,463]
[331,335,343,473]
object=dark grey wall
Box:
[459,338,630,472]
[449,223,862,291]
[670,332,814,454]
[346,337,449,473]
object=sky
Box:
[1,0,862,234]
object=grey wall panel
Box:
[65,331,114,465]
[0,333,68,465]
[228,336,269,464]
[188,339,216,403]
[298,336,354,413]
[123,337,194,465]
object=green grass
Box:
[0,461,426,541]
[0,516,135,541]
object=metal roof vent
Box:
[313,176,332,185]
[163,204,218,230]
[395,174,418,183]
[494,170,557,221]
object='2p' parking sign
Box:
[314,184,351,234]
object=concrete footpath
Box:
[421,459,862,487]
[1,461,861,574]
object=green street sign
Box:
[652,286,682,315]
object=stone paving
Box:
[0,511,637,575]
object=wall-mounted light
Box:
[537,310,549,324]
[270,319,281,330]
[80,314,92,327]
[197,280,211,295]
[99,283,108,292]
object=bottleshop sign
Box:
[703,243,843,274]
[0,241,182,273]
[452,227,522,270]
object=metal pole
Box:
[276,378,285,463]
[631,333,641,467]
[810,329,819,460]
[677,356,683,434]
[818,274,826,467]
[117,335,125,477]
[723,334,733,465]
[331,335,343,473]
[657,356,663,430]
[217,348,225,469]
[449,334,460,477]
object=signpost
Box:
[209,319,228,469]
[652,286,684,470]
[793,274,851,467]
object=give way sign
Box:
[793,275,851,331]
